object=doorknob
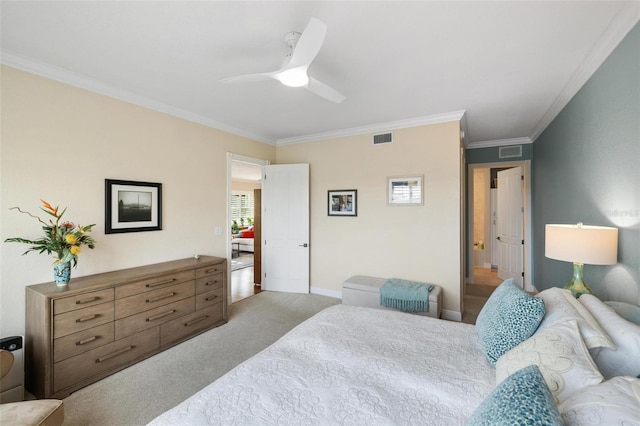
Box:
[299,243,308,247]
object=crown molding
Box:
[530,3,640,142]
[1,50,276,145]
[466,137,533,150]
[276,110,466,146]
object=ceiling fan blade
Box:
[287,18,327,69]
[306,77,345,103]
[218,71,277,84]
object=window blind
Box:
[231,191,254,224]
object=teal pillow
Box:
[467,365,563,425]
[476,279,545,365]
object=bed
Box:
[149,280,640,425]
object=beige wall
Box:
[1,66,465,337]
[231,181,261,192]
[0,66,276,337]
[277,122,463,317]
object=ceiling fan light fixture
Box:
[278,68,309,87]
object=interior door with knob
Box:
[261,164,310,293]
[497,166,524,286]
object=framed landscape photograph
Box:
[328,189,357,217]
[105,179,162,233]
[387,175,423,205]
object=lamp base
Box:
[564,262,593,298]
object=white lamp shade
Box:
[545,224,618,265]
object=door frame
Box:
[227,153,270,305]
[467,160,533,292]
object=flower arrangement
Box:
[5,199,96,267]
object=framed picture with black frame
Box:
[328,189,357,217]
[105,179,162,233]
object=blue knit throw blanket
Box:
[380,278,434,313]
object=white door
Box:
[497,167,524,285]
[490,188,498,267]
[261,164,310,293]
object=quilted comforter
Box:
[149,304,495,425]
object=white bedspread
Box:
[149,304,495,425]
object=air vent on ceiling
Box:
[499,145,523,159]
[373,132,393,145]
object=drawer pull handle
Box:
[76,296,100,305]
[146,292,176,303]
[146,278,176,288]
[146,309,176,322]
[205,295,218,302]
[184,315,208,327]
[76,314,99,323]
[205,268,219,274]
[76,336,97,345]
[96,346,135,363]
[205,280,219,286]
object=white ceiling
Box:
[1,2,638,147]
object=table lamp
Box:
[545,223,618,297]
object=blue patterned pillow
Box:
[476,279,545,366]
[467,365,563,425]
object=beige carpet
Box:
[62,291,340,425]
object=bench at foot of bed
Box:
[342,275,442,319]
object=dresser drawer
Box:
[114,270,194,299]
[53,327,159,393]
[160,303,223,347]
[195,263,224,279]
[195,288,224,311]
[115,297,194,340]
[115,280,194,319]
[53,302,114,339]
[195,272,224,294]
[54,322,114,363]
[54,289,114,315]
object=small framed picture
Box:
[105,179,162,233]
[328,189,357,217]
[388,175,423,205]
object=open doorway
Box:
[228,154,268,303]
[467,160,533,292]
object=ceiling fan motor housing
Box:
[284,31,302,49]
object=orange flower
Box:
[40,199,58,215]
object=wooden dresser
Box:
[25,256,227,399]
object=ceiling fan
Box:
[219,18,345,103]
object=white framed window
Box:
[231,191,254,225]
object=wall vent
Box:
[373,132,393,145]
[499,145,522,159]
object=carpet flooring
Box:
[62,291,340,425]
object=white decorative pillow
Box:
[579,294,640,379]
[496,320,603,404]
[535,287,614,350]
[559,376,640,425]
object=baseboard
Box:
[441,309,462,322]
[310,286,342,299]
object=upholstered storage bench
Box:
[342,275,442,319]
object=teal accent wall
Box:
[533,23,640,304]
[467,144,533,164]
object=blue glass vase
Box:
[53,262,71,286]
